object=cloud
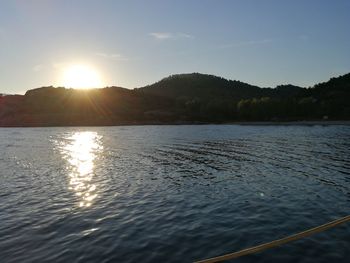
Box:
[33,64,43,72]
[95,52,129,61]
[149,32,173,40]
[177,33,195,39]
[149,32,194,40]
[219,39,273,49]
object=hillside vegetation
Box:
[1,72,349,126]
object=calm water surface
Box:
[1,125,350,263]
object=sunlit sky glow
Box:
[61,64,103,89]
[0,0,349,94]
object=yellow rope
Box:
[195,215,350,263]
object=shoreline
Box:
[1,120,350,128]
[226,120,350,126]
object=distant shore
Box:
[226,120,350,126]
[1,120,350,128]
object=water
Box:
[1,125,350,263]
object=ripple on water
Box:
[0,125,350,263]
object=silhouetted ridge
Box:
[0,72,349,126]
[274,85,304,97]
[139,73,262,100]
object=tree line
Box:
[0,72,349,126]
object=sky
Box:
[0,0,349,94]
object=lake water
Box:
[1,125,350,263]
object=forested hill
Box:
[138,73,263,99]
[138,73,303,100]
[0,72,349,126]
[137,72,350,121]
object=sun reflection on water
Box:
[61,131,103,207]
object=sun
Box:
[62,64,103,89]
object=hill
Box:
[138,73,304,100]
[138,72,349,121]
[0,72,349,126]
[138,73,264,99]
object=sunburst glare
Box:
[62,64,103,89]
